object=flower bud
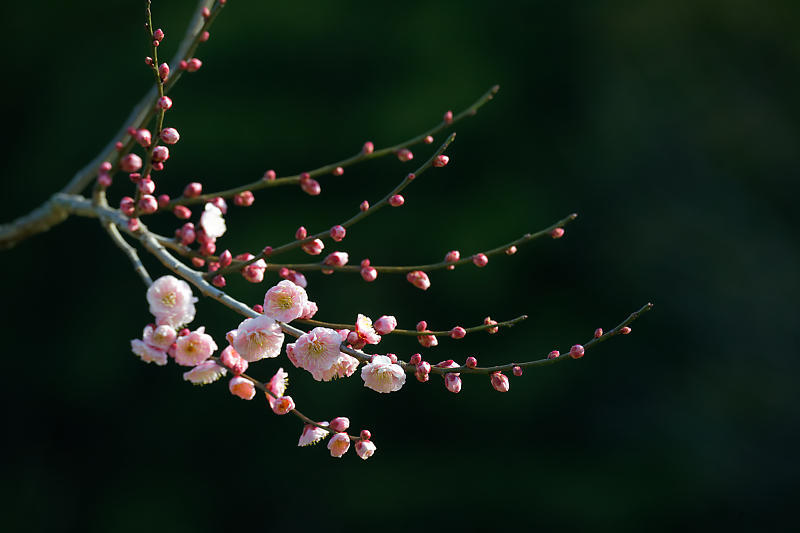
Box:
[360,429,371,441]
[330,224,346,242]
[409,353,422,365]
[173,205,191,219]
[360,266,377,282]
[138,177,155,195]
[212,275,226,287]
[138,195,158,214]
[97,174,111,187]
[234,190,254,206]
[490,372,509,392]
[332,166,344,176]
[184,182,202,197]
[136,129,152,147]
[120,153,143,173]
[374,315,397,335]
[120,197,135,216]
[483,316,499,334]
[200,31,210,42]
[160,127,180,145]
[445,373,462,393]
[594,328,603,338]
[550,228,565,239]
[158,62,170,81]
[301,178,321,196]
[449,326,466,339]
[569,344,585,359]
[547,350,560,359]
[263,169,276,181]
[157,96,172,110]
[359,200,369,211]
[355,439,377,460]
[472,253,489,267]
[396,148,413,162]
[152,146,169,162]
[443,110,453,123]
[465,356,477,368]
[330,417,350,433]
[127,218,140,232]
[406,270,430,290]
[424,135,434,144]
[153,28,164,42]
[328,433,351,458]
[362,141,374,154]
[621,326,632,335]
[389,194,405,207]
[444,250,460,270]
[186,58,203,72]
[433,155,449,167]
[512,365,523,377]
[271,395,295,415]
[157,194,170,208]
[301,238,324,255]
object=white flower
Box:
[200,202,226,239]
[361,355,406,393]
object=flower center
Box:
[161,292,177,307]
[276,294,293,309]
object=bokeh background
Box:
[3,0,798,531]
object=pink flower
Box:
[373,315,397,335]
[330,417,350,433]
[298,423,330,447]
[271,395,295,415]
[229,376,256,400]
[183,361,227,385]
[200,202,226,239]
[355,439,377,460]
[142,324,176,350]
[130,338,168,366]
[220,345,248,375]
[417,331,438,348]
[266,368,289,409]
[406,270,431,290]
[327,433,351,457]
[293,327,342,373]
[355,314,382,345]
[146,275,197,328]
[323,251,349,267]
[263,279,308,322]
[299,300,318,320]
[361,355,406,393]
[310,353,360,382]
[227,314,284,362]
[285,342,300,368]
[174,326,218,366]
[490,371,510,392]
[301,238,324,256]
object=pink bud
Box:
[184,182,202,197]
[186,58,203,72]
[323,251,349,267]
[212,275,226,287]
[409,353,422,365]
[301,238,324,256]
[362,141,374,154]
[417,361,431,375]
[360,266,377,282]
[153,28,164,42]
[466,356,477,368]
[550,228,565,239]
[158,62,170,81]
[301,178,321,196]
[99,161,112,173]
[152,146,169,162]
[262,246,272,256]
[417,332,438,348]
[200,241,216,256]
[445,373,462,393]
[406,270,430,290]
[115,142,123,151]
[229,377,255,400]
[374,315,397,335]
[138,195,158,214]
[359,200,370,211]
[569,344,585,359]
[138,177,155,194]
[449,326,466,339]
[512,366,523,377]
[416,321,427,332]
[271,396,296,415]
[328,433,351,458]
[483,316,499,334]
[472,253,489,267]
[330,225,346,241]
[127,217,140,232]
[360,429,371,441]
[389,194,405,207]
[444,250,460,270]
[173,205,191,219]
[191,257,205,268]
[211,196,227,214]
[128,173,141,183]
[424,135,434,144]
[621,326,632,335]
[330,417,350,433]
[253,304,264,314]
[152,162,164,172]
[263,169,276,181]
[506,245,518,255]
[396,148,413,162]
[295,226,307,240]
[136,129,153,148]
[120,197,135,216]
[594,328,604,338]
[179,60,188,70]
[332,166,344,176]
[547,350,560,360]
[415,369,430,382]
[160,127,180,144]
[200,31,210,42]
[490,372,510,392]
[157,96,172,110]
[433,155,449,167]
[219,249,232,267]
[443,110,453,123]
[157,194,170,208]
[120,153,143,173]
[145,57,153,66]
[234,190,254,206]
[201,7,211,18]
[97,174,111,187]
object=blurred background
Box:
[2,0,798,531]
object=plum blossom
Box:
[174,326,218,366]
[293,327,342,374]
[266,368,289,410]
[183,361,227,385]
[263,279,308,322]
[242,258,267,283]
[271,395,295,415]
[299,300,318,320]
[130,338,168,366]
[142,324,176,350]
[310,353,359,382]
[226,314,284,362]
[146,275,197,327]
[229,376,256,400]
[355,314,381,345]
[373,315,397,335]
[327,432,351,458]
[355,439,377,460]
[298,422,330,447]
[285,342,299,368]
[220,345,248,375]
[361,355,406,393]
[200,202,226,239]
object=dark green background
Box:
[3,1,798,531]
